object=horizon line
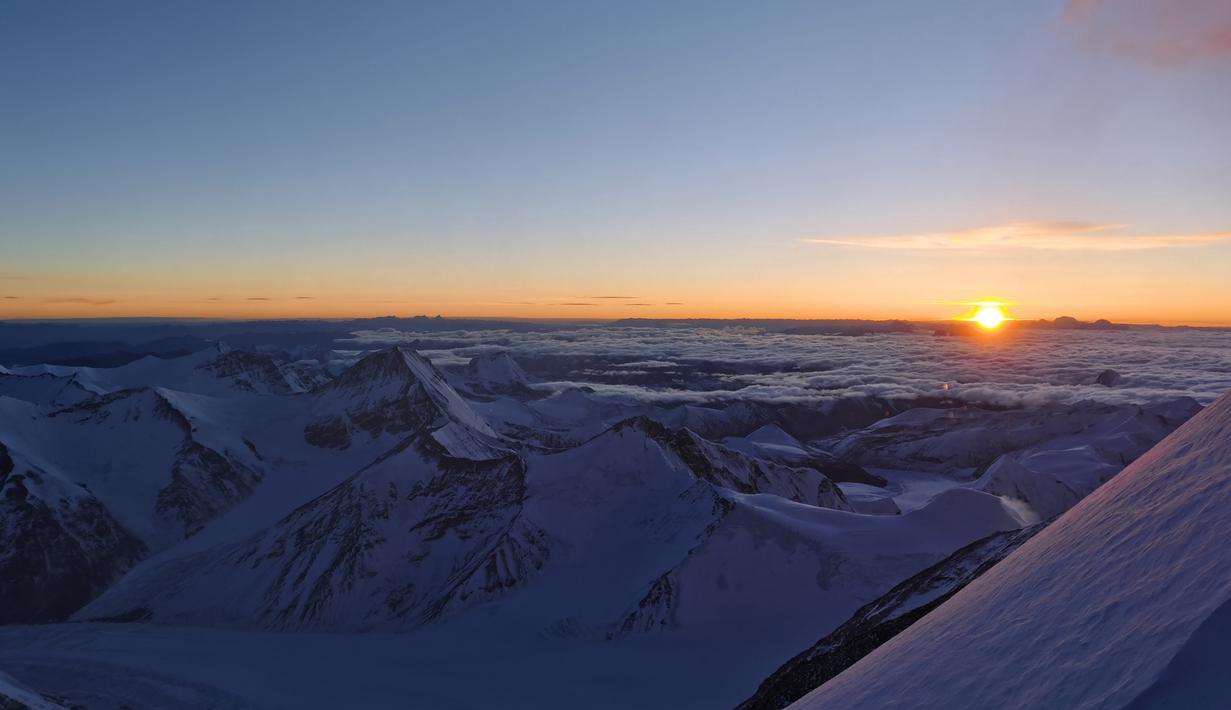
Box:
[3,314,1230,329]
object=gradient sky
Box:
[2,0,1229,324]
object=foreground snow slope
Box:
[0,671,65,710]
[793,390,1231,710]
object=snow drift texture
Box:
[793,390,1231,710]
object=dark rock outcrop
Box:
[738,525,1042,710]
[0,442,147,624]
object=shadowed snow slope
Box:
[0,671,65,709]
[792,390,1231,710]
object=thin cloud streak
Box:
[803,222,1231,252]
[41,297,117,306]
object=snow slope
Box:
[0,671,65,710]
[792,390,1231,710]
[741,524,1041,709]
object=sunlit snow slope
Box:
[792,390,1231,710]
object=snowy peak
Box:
[305,347,501,456]
[43,386,262,545]
[49,386,192,435]
[972,455,1080,523]
[465,351,530,386]
[459,351,535,397]
[607,417,851,509]
[195,348,304,395]
[0,439,147,623]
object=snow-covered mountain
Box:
[82,408,949,634]
[0,383,265,623]
[826,399,1199,484]
[0,332,1217,709]
[791,390,1231,710]
[0,437,146,624]
[0,370,96,408]
[457,351,534,395]
[78,433,539,630]
[303,347,504,458]
[7,344,309,398]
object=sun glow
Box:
[974,305,1006,329]
[961,301,1012,330]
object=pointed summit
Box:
[592,417,851,509]
[306,347,500,457]
[464,351,530,387]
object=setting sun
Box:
[960,301,1011,330]
[974,305,1007,329]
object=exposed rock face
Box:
[0,441,147,624]
[197,349,302,394]
[78,434,544,630]
[52,388,264,543]
[739,525,1042,710]
[155,440,262,537]
[303,348,502,457]
[0,385,264,625]
[624,417,852,510]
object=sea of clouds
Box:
[347,325,1231,409]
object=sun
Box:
[973,305,1007,329]
[960,301,1012,330]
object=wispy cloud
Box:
[42,297,117,306]
[294,296,314,300]
[803,221,1231,252]
[556,302,598,307]
[1064,0,1231,68]
[246,297,271,301]
[589,295,639,299]
[2,296,19,300]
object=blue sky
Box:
[2,0,1229,322]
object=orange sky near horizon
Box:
[4,2,1230,328]
[6,229,1231,325]
[3,272,1228,326]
